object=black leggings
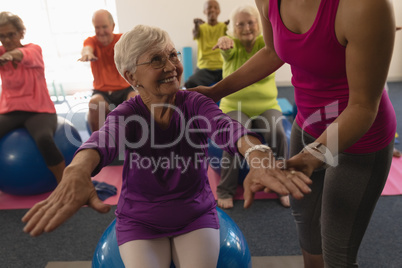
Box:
[289,122,393,267]
[0,111,64,166]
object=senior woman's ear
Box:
[124,70,137,86]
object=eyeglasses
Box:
[136,51,182,69]
[235,21,256,29]
[0,32,18,41]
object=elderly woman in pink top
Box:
[0,12,65,183]
[192,0,396,267]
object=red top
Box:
[0,43,55,114]
[84,33,130,91]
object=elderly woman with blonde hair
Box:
[22,24,311,268]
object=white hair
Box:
[226,5,262,38]
[114,25,172,80]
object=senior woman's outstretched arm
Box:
[236,135,312,208]
[21,149,111,237]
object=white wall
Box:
[115,0,402,85]
[391,0,402,81]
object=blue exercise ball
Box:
[0,116,82,195]
[92,208,251,268]
[208,118,292,184]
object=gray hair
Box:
[227,5,262,38]
[0,12,26,37]
[114,24,172,79]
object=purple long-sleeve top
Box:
[78,90,259,245]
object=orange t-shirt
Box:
[84,34,130,92]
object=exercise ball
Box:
[0,116,82,195]
[208,118,292,184]
[92,208,251,268]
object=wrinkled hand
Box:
[78,53,98,62]
[243,161,312,208]
[194,18,205,26]
[212,36,234,51]
[21,168,110,237]
[0,52,12,66]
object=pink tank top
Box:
[269,0,396,153]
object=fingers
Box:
[22,181,96,236]
[243,188,255,209]
[89,194,111,214]
[280,170,312,199]
[194,18,205,25]
[77,55,98,62]
[253,169,311,200]
[22,200,75,236]
[243,177,256,208]
[21,200,47,223]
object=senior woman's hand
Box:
[243,154,312,208]
[0,52,13,66]
[22,150,111,237]
[237,136,312,208]
[213,36,234,51]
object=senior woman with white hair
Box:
[22,25,311,268]
[212,4,289,209]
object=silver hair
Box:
[226,5,262,38]
[0,12,26,37]
[114,24,172,80]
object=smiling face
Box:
[234,12,259,46]
[92,11,115,46]
[0,23,23,51]
[128,43,183,102]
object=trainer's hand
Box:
[187,85,222,103]
[286,150,326,177]
[22,167,110,237]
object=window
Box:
[1,0,118,94]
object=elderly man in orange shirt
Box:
[79,9,137,132]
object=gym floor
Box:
[1,84,401,267]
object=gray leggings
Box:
[290,122,393,267]
[0,111,64,166]
[217,109,287,199]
